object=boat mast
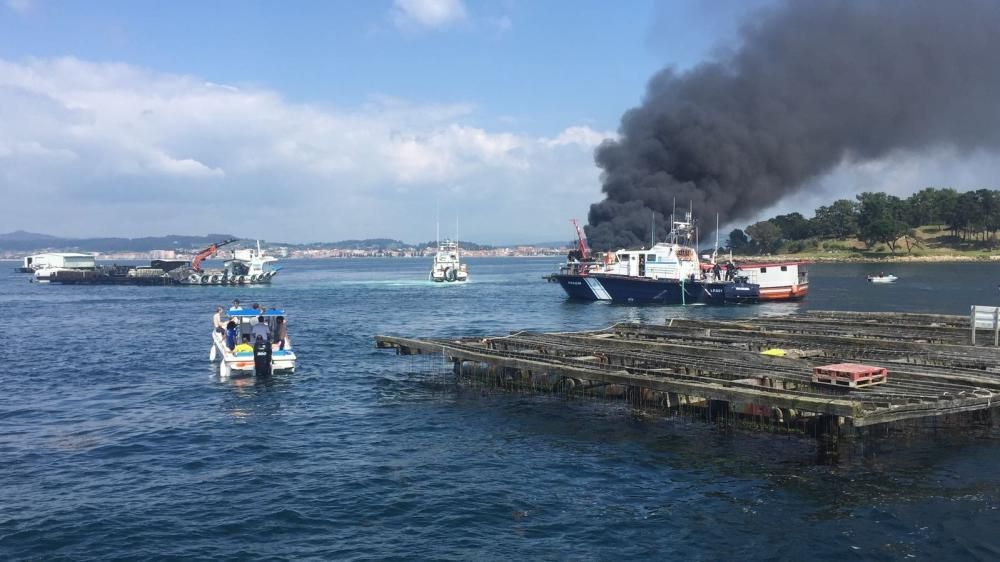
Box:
[713,213,719,264]
[670,198,676,244]
[651,210,655,248]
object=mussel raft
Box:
[375,310,1000,435]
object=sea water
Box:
[3,258,1000,559]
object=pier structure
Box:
[375,311,1000,433]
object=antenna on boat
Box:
[435,200,440,246]
[713,213,720,264]
[651,210,655,247]
[671,197,676,244]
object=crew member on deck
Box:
[212,307,226,334]
[251,315,270,343]
[225,319,238,350]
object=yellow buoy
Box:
[761,348,786,357]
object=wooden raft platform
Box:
[374,311,1000,428]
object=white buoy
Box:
[219,360,230,379]
[209,345,217,361]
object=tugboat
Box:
[429,240,468,282]
[547,215,759,304]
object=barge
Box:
[41,239,279,286]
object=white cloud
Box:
[391,0,467,30]
[5,0,32,15]
[0,56,609,243]
[546,125,616,148]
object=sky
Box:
[1,0,997,244]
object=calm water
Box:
[4,258,1000,560]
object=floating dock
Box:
[375,311,1000,432]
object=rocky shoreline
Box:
[734,253,1000,264]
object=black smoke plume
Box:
[586,0,1000,250]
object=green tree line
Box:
[729,187,1000,255]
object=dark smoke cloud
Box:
[586,0,1000,250]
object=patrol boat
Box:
[429,240,468,282]
[547,215,759,304]
[210,308,296,377]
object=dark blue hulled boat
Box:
[549,273,758,304]
[547,213,759,305]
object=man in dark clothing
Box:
[712,263,721,281]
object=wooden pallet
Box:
[813,363,888,388]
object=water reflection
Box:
[215,368,296,422]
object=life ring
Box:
[188,274,200,284]
[237,275,246,284]
[445,268,457,282]
[250,274,259,283]
[200,274,210,284]
[211,274,221,284]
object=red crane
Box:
[191,238,238,272]
[571,219,591,261]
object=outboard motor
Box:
[254,336,272,377]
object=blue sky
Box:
[3,0,985,244]
[1,1,757,133]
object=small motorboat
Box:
[867,273,898,284]
[210,308,296,377]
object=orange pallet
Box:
[812,363,888,388]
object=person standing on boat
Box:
[225,318,238,350]
[725,261,734,281]
[213,307,226,334]
[712,263,722,281]
[251,315,270,343]
[230,299,242,311]
[273,316,287,350]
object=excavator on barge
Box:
[41,239,281,286]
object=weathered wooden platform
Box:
[375,311,1000,429]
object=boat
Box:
[429,240,468,282]
[41,239,280,285]
[209,308,296,377]
[547,216,760,304]
[728,260,809,301]
[867,273,898,283]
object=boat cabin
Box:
[227,308,287,344]
[736,261,809,300]
[22,252,96,271]
[225,242,279,277]
[604,243,702,280]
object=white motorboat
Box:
[210,308,296,377]
[429,240,468,282]
[867,273,898,283]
